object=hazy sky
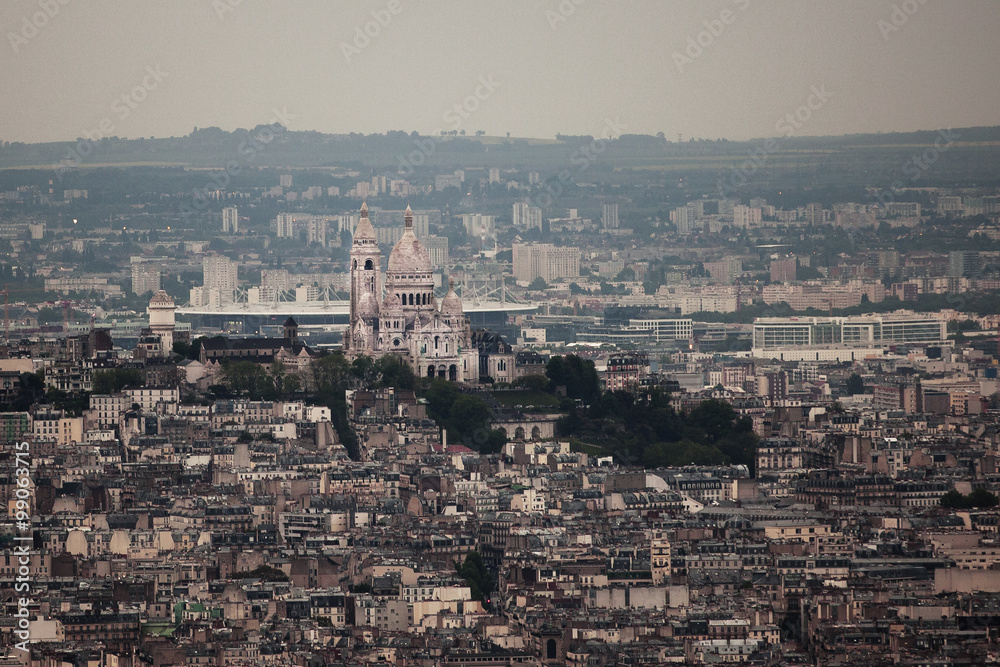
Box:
[2,0,999,143]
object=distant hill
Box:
[1,125,998,191]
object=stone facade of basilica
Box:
[343,203,479,382]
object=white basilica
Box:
[343,202,479,382]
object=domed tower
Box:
[439,277,464,329]
[386,205,434,326]
[348,201,382,354]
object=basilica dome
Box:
[387,205,432,276]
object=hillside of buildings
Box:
[6,124,1000,665]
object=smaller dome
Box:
[440,278,463,318]
[381,291,404,316]
[357,291,379,319]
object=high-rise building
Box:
[949,251,980,278]
[279,174,293,188]
[513,202,542,230]
[222,206,239,233]
[275,213,295,238]
[337,214,358,235]
[937,196,964,215]
[770,258,797,283]
[354,181,371,199]
[435,174,462,191]
[203,254,238,304]
[672,205,694,234]
[412,213,430,238]
[805,202,825,225]
[733,205,762,229]
[372,209,430,238]
[703,258,743,284]
[131,263,161,295]
[602,203,619,230]
[423,235,450,268]
[306,217,327,247]
[376,226,403,246]
[460,214,495,238]
[387,179,411,197]
[883,202,921,217]
[260,268,291,302]
[489,168,501,184]
[512,243,580,283]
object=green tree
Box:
[546,355,600,403]
[942,488,1000,509]
[423,379,505,452]
[514,374,550,392]
[310,352,359,459]
[969,488,1000,508]
[686,399,739,441]
[796,263,821,280]
[350,355,378,387]
[845,373,865,396]
[221,361,275,400]
[173,337,205,360]
[311,353,351,393]
[940,490,965,509]
[92,368,144,394]
[283,374,301,394]
[456,551,493,602]
[6,372,45,411]
[375,355,416,391]
[527,276,549,291]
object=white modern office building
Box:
[752,315,948,361]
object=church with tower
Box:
[344,202,479,382]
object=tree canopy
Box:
[456,551,493,602]
[559,391,757,472]
[92,368,143,394]
[546,354,601,403]
[423,379,506,454]
[941,488,999,509]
